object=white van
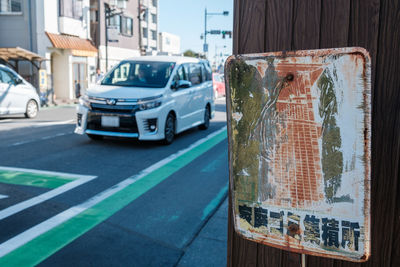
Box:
[75,56,214,144]
[0,64,40,118]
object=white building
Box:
[159,32,181,55]
[139,0,158,53]
[45,0,97,100]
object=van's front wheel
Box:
[163,113,175,145]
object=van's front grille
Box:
[90,103,139,114]
[86,113,138,133]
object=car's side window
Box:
[188,63,202,85]
[175,66,186,81]
[201,64,206,83]
[183,64,190,81]
[203,63,212,81]
[0,69,14,85]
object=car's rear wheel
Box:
[25,100,38,118]
[163,113,175,145]
[87,134,103,140]
[199,106,210,130]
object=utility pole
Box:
[104,2,124,71]
[204,8,207,55]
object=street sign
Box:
[107,25,119,43]
[203,44,208,52]
[210,30,221,34]
[225,47,371,262]
[39,69,47,90]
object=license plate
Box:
[101,116,119,127]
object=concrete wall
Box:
[159,32,180,54]
[141,0,158,51]
[0,1,31,49]
[52,51,73,99]
[58,0,90,39]
[98,44,140,71]
[44,0,58,34]
[98,0,140,50]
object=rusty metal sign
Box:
[225,47,371,262]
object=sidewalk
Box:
[40,98,77,109]
[178,196,228,267]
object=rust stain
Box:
[226,47,371,262]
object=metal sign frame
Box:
[225,47,371,262]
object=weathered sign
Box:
[225,48,371,262]
[39,69,47,90]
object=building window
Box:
[59,0,83,20]
[166,37,170,45]
[152,0,157,7]
[120,16,133,36]
[151,13,157,24]
[143,27,148,38]
[0,0,22,14]
[151,30,157,41]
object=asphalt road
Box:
[0,99,228,267]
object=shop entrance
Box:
[72,62,87,98]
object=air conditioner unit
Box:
[109,0,126,9]
[109,0,118,8]
[117,0,127,10]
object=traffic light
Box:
[221,30,232,39]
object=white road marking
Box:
[0,194,8,200]
[0,167,97,220]
[0,126,227,257]
[0,166,93,179]
[32,119,75,127]
[0,178,133,257]
[6,131,73,147]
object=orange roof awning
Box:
[46,32,97,57]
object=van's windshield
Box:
[101,61,176,88]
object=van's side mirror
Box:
[172,80,191,90]
[14,77,23,85]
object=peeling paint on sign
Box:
[225,47,371,262]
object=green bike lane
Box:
[0,127,228,267]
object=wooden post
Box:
[228,0,400,266]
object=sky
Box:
[159,0,233,66]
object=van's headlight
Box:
[79,95,91,109]
[139,96,162,111]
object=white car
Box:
[0,64,40,118]
[75,56,214,144]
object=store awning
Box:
[46,32,98,57]
[0,47,45,62]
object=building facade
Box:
[139,0,158,54]
[90,0,140,73]
[0,0,141,101]
[0,0,97,100]
[159,32,181,55]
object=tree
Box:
[183,49,196,57]
[183,50,206,59]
